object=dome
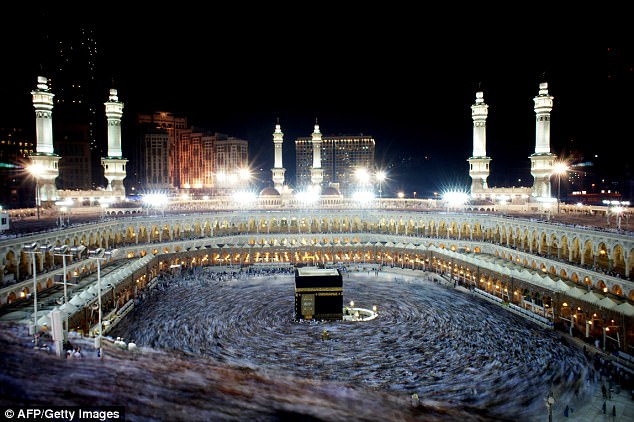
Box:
[259,187,280,196]
[321,186,341,196]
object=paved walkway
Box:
[545,334,634,422]
[553,381,633,421]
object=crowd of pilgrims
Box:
[111,264,608,420]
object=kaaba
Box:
[294,267,343,321]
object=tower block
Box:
[310,120,324,186]
[271,120,286,191]
[30,76,60,203]
[468,91,491,196]
[530,82,556,198]
[101,88,128,197]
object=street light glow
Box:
[27,164,44,177]
[352,191,375,203]
[355,168,370,183]
[553,163,568,215]
[143,193,169,207]
[553,162,568,175]
[295,190,319,203]
[443,191,469,207]
[232,191,257,203]
[239,168,251,180]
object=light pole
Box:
[612,206,623,231]
[376,170,386,201]
[52,245,71,308]
[23,242,51,346]
[88,247,119,358]
[53,245,84,342]
[553,163,568,215]
[28,164,44,220]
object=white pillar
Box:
[271,120,286,191]
[32,76,55,154]
[30,76,60,202]
[105,89,123,158]
[102,88,128,196]
[310,120,324,186]
[530,82,556,198]
[468,91,491,195]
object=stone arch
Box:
[530,231,539,253]
[582,240,594,267]
[163,223,174,240]
[611,244,625,276]
[507,228,516,248]
[549,233,559,257]
[4,250,17,279]
[138,226,149,243]
[472,222,483,240]
[569,237,581,264]
[448,221,459,239]
[596,242,609,271]
[6,291,17,304]
[612,284,623,296]
[560,235,569,262]
[539,232,548,255]
[437,220,448,238]
[570,272,579,283]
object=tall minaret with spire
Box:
[529,81,556,198]
[310,119,324,187]
[30,75,60,202]
[467,91,491,196]
[271,119,286,191]
[101,88,128,196]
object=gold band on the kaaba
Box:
[295,287,343,292]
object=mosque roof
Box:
[321,186,341,196]
[259,187,280,196]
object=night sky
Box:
[1,11,632,197]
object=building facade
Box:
[296,135,375,195]
[212,135,249,194]
[136,112,188,191]
[0,128,34,207]
[176,128,215,190]
[136,113,249,193]
[141,130,171,190]
[43,24,101,188]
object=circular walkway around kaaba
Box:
[111,269,593,421]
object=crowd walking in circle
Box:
[112,265,603,421]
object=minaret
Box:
[467,91,491,196]
[310,119,324,186]
[529,81,556,198]
[30,76,60,203]
[101,88,128,196]
[271,119,286,191]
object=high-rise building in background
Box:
[136,112,249,193]
[0,128,34,207]
[141,130,171,190]
[177,127,215,189]
[212,134,249,193]
[135,111,188,191]
[295,133,375,195]
[44,24,101,189]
